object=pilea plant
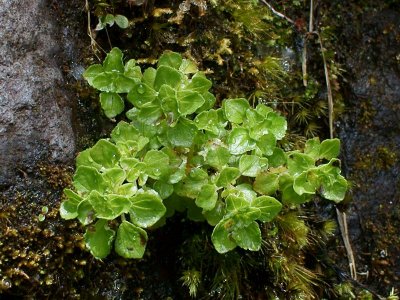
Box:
[60,48,347,259]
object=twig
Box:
[309,0,314,33]
[302,0,314,87]
[314,29,358,282]
[336,210,357,281]
[305,0,358,282]
[259,0,295,25]
[302,40,308,87]
[85,0,105,60]
[316,32,334,139]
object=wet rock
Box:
[0,0,76,186]
[338,8,400,291]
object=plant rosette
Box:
[60,48,348,259]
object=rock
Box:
[338,8,400,290]
[0,0,76,185]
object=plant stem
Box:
[259,0,295,24]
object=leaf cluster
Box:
[95,13,129,30]
[61,48,347,259]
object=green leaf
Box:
[194,109,223,135]
[266,112,287,140]
[167,118,197,147]
[256,133,276,156]
[225,195,249,213]
[235,183,257,202]
[103,47,124,73]
[127,82,157,108]
[216,167,240,187]
[143,150,170,179]
[255,103,273,117]
[83,64,104,86]
[267,147,287,167]
[60,199,79,220]
[244,109,264,128]
[92,72,136,93]
[103,14,115,26]
[102,168,126,188]
[120,158,144,182]
[77,200,95,225]
[248,119,271,140]
[206,146,230,170]
[203,200,226,226]
[117,183,138,197]
[137,102,162,124]
[317,159,347,202]
[153,181,174,199]
[111,121,139,143]
[157,51,183,70]
[230,207,261,227]
[195,184,218,211]
[227,128,256,155]
[158,84,179,119]
[231,221,261,251]
[143,67,156,87]
[60,189,82,219]
[177,90,205,116]
[95,19,105,31]
[115,221,148,259]
[124,59,142,80]
[197,91,216,113]
[304,137,320,160]
[320,174,347,202]
[175,168,208,199]
[185,72,212,94]
[154,65,182,91]
[253,172,279,195]
[73,166,106,193]
[130,191,166,227]
[319,138,340,160]
[223,98,250,124]
[293,170,320,195]
[282,185,312,205]
[179,59,198,74]
[287,153,315,176]
[239,155,262,177]
[90,139,121,169]
[76,149,101,170]
[64,188,83,202]
[84,219,115,259]
[88,191,130,220]
[211,219,237,253]
[252,196,282,222]
[114,14,129,29]
[168,159,187,184]
[99,92,124,118]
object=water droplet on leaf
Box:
[137,84,145,94]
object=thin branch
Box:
[85,0,105,60]
[315,29,358,281]
[302,41,308,87]
[336,210,358,281]
[316,32,334,139]
[309,0,314,32]
[259,0,295,24]
[305,0,358,282]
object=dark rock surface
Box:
[0,0,77,186]
[338,8,400,291]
